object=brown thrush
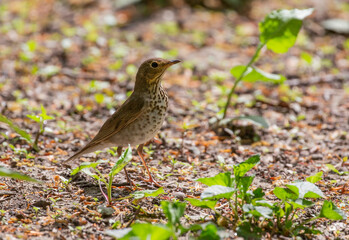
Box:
[64,58,180,187]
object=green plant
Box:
[6,143,35,159]
[185,155,346,239]
[326,164,349,176]
[70,146,132,205]
[106,200,224,240]
[0,166,40,182]
[0,113,33,145]
[222,8,314,119]
[27,104,55,151]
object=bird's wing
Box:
[89,93,146,145]
[64,94,146,162]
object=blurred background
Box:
[1,0,348,145]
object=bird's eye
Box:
[151,62,158,68]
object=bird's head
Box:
[134,58,180,92]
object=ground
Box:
[0,0,348,239]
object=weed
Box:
[222,8,314,122]
[70,146,133,205]
[27,104,55,151]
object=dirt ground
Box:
[0,0,348,239]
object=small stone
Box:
[97,205,115,218]
[311,154,323,160]
[173,192,186,200]
[300,150,309,156]
[32,200,51,208]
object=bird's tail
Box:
[63,142,102,163]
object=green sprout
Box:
[70,146,132,205]
[27,104,55,151]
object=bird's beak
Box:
[167,59,181,66]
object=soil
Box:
[0,0,348,239]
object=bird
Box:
[64,58,180,187]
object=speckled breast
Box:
[108,88,168,147]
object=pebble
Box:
[311,154,323,160]
[97,205,115,218]
[32,200,51,208]
[172,192,186,200]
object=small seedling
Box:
[32,206,39,216]
[0,113,33,145]
[27,104,55,151]
[326,164,349,176]
[70,146,132,205]
[0,166,40,182]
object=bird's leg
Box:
[137,144,162,187]
[117,146,135,187]
[144,137,162,147]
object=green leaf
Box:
[252,188,265,198]
[273,187,298,201]
[198,223,220,240]
[94,93,105,104]
[201,185,235,200]
[81,168,103,182]
[105,228,132,239]
[109,146,132,178]
[293,225,322,235]
[236,221,262,240]
[287,182,324,199]
[161,201,186,226]
[243,204,273,218]
[0,166,40,183]
[185,198,217,210]
[289,198,314,209]
[259,8,314,53]
[196,172,232,187]
[273,205,285,218]
[326,164,349,175]
[26,40,37,52]
[131,223,173,240]
[284,201,292,216]
[253,199,273,207]
[27,115,41,122]
[106,223,173,240]
[0,114,32,143]
[70,160,108,176]
[231,65,286,84]
[132,188,165,199]
[319,200,346,220]
[237,176,255,194]
[301,52,313,64]
[233,115,269,128]
[233,155,260,178]
[306,171,323,183]
[39,104,54,120]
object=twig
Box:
[223,43,265,119]
[98,180,109,204]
